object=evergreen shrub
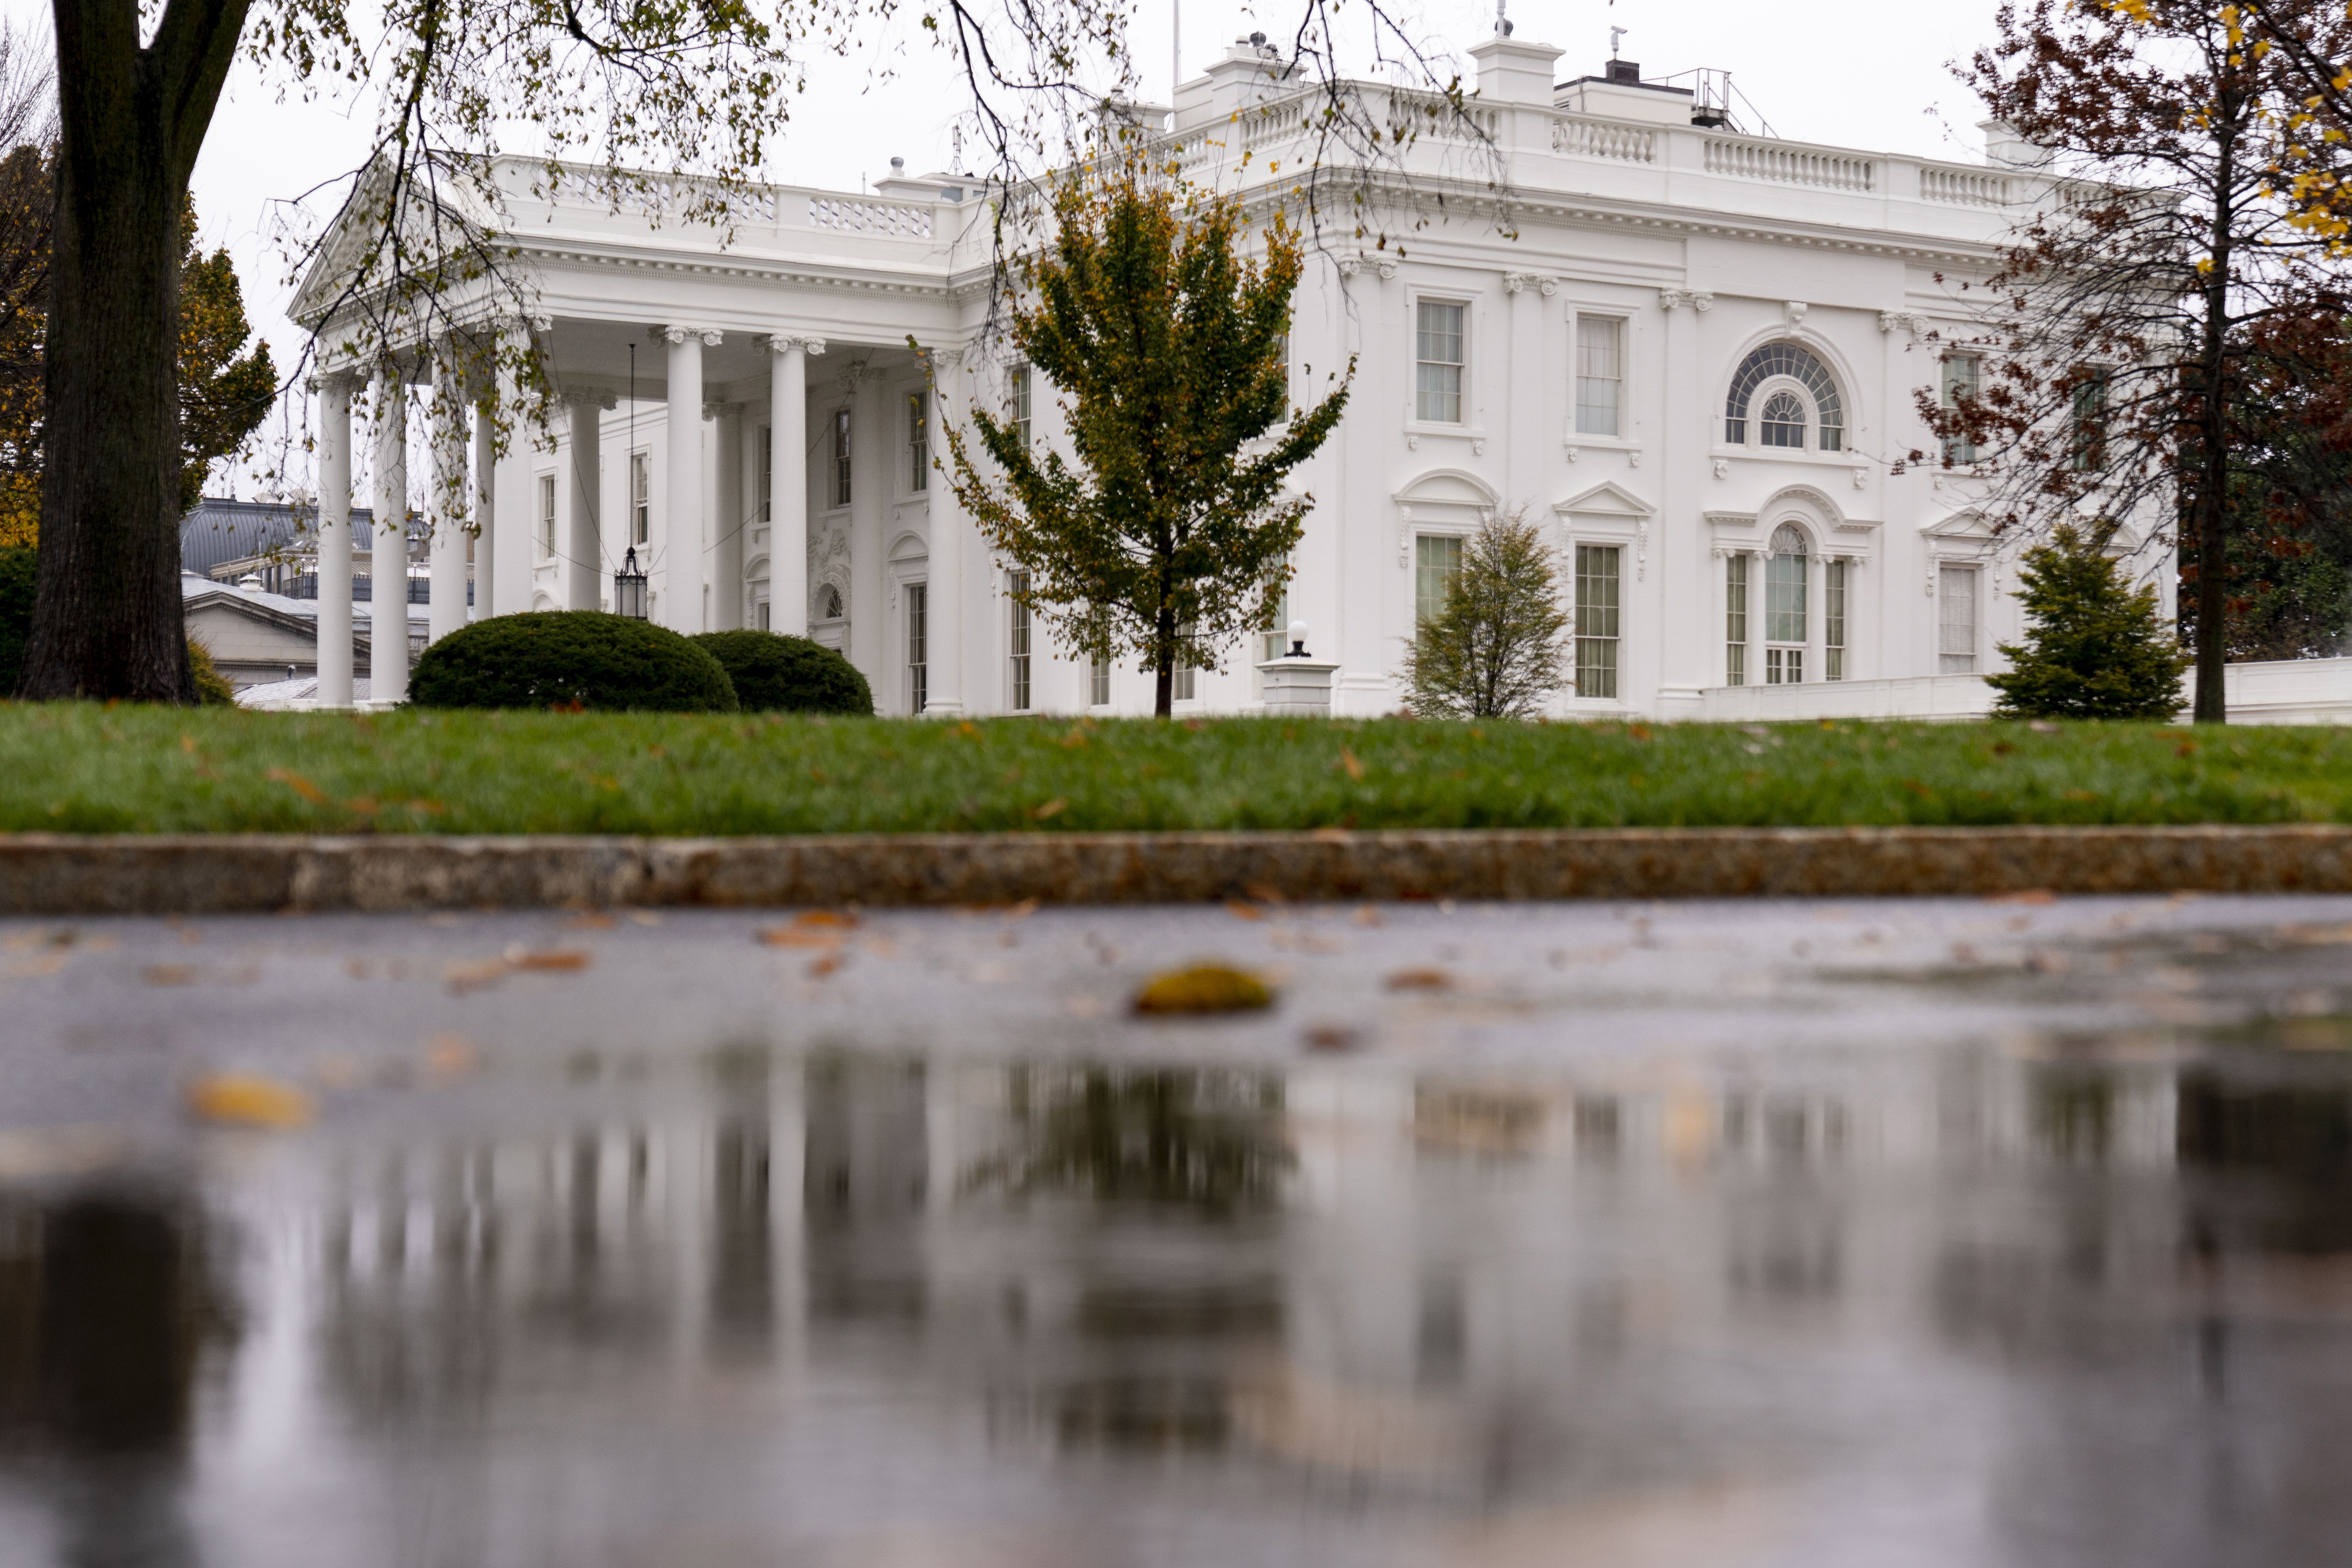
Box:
[690,629,873,715]
[409,611,739,712]
[1987,525,2192,721]
[187,639,237,706]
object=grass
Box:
[1,705,2349,836]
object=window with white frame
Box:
[831,408,852,507]
[1939,564,1979,673]
[759,425,773,523]
[906,582,929,713]
[907,390,929,492]
[1726,553,1749,686]
[1009,364,1033,448]
[817,583,844,621]
[1941,355,1981,464]
[1089,655,1110,707]
[1824,558,1848,682]
[1725,342,1843,452]
[629,451,650,546]
[1764,524,1808,685]
[537,473,556,559]
[2071,369,2109,472]
[1575,317,1625,438]
[1415,533,1464,632]
[1415,300,1466,424]
[1574,544,1622,699]
[1171,623,1199,702]
[1008,572,1031,711]
[1261,570,1293,663]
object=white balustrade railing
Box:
[1704,136,1875,192]
[1920,165,2010,207]
[807,196,934,238]
[1550,115,1656,164]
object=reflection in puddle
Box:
[2,1042,2352,1565]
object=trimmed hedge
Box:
[690,629,873,715]
[410,611,739,712]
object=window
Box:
[1415,300,1465,423]
[759,425,773,523]
[1008,572,1031,711]
[1575,317,1624,437]
[1172,624,1197,702]
[1726,553,1749,687]
[1824,559,1848,682]
[1760,390,1807,449]
[831,409,853,507]
[629,451,650,546]
[1262,573,1293,663]
[537,474,556,559]
[1765,524,1808,685]
[2071,369,2109,472]
[906,582,928,713]
[1939,564,1979,673]
[1090,655,1110,707]
[757,600,770,630]
[1009,364,1033,447]
[818,584,844,620]
[1415,533,1464,631]
[1725,342,1842,450]
[1574,544,1621,699]
[1941,355,1980,464]
[907,390,929,492]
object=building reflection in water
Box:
[0,1045,2349,1565]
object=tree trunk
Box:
[2190,106,2239,726]
[16,0,250,702]
[1152,588,1173,718]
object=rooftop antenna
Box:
[1610,26,1628,58]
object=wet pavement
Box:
[3,892,2352,1566]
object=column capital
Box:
[656,325,725,347]
[1659,288,1714,313]
[703,399,742,422]
[566,388,620,411]
[762,333,827,356]
[306,369,362,394]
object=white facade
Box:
[300,33,2057,717]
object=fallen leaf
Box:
[266,767,328,804]
[187,1074,313,1129]
[142,963,197,986]
[1352,906,1384,928]
[1243,883,1287,905]
[1133,963,1276,1014]
[1226,900,1266,921]
[795,909,861,928]
[1338,747,1365,781]
[1003,898,1040,921]
[1384,966,1455,992]
[563,911,619,929]
[1031,797,1069,820]
[444,958,511,994]
[807,952,845,978]
[759,928,842,950]
[503,946,592,971]
[1988,889,2059,905]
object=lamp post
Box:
[613,547,648,620]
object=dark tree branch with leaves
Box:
[1918,0,2352,723]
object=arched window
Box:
[818,584,844,620]
[1726,344,1844,451]
[1765,524,1809,684]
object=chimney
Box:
[1605,58,1641,85]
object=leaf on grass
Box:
[266,767,327,804]
[1031,797,1068,820]
[1338,748,1365,781]
[1133,963,1275,1014]
[187,1074,313,1130]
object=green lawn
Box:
[1,705,2348,835]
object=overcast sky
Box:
[6,0,2001,493]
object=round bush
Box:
[690,629,873,715]
[410,611,739,712]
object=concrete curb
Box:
[3,826,2352,914]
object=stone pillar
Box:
[766,335,823,637]
[663,326,721,631]
[490,336,534,618]
[472,383,495,621]
[313,373,354,708]
[565,392,608,612]
[369,367,410,704]
[427,355,469,645]
[921,348,966,715]
[710,399,743,632]
[1654,288,1713,715]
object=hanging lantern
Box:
[613,546,648,621]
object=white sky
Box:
[6,0,2000,492]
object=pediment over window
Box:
[1394,468,1500,514]
[1919,507,1998,541]
[1552,480,1653,517]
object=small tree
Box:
[944,156,1349,717]
[1986,524,2192,720]
[1396,509,1570,720]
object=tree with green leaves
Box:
[1986,523,2193,720]
[943,157,1349,717]
[1396,507,1569,721]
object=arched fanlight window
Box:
[818,584,845,620]
[1726,344,1844,451]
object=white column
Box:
[711,400,743,632]
[314,373,354,707]
[767,335,822,637]
[662,326,719,631]
[565,392,606,611]
[428,356,469,645]
[472,386,495,620]
[922,348,966,715]
[369,368,410,703]
[491,345,534,618]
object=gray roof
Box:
[179,496,398,576]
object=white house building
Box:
[296,31,2068,719]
